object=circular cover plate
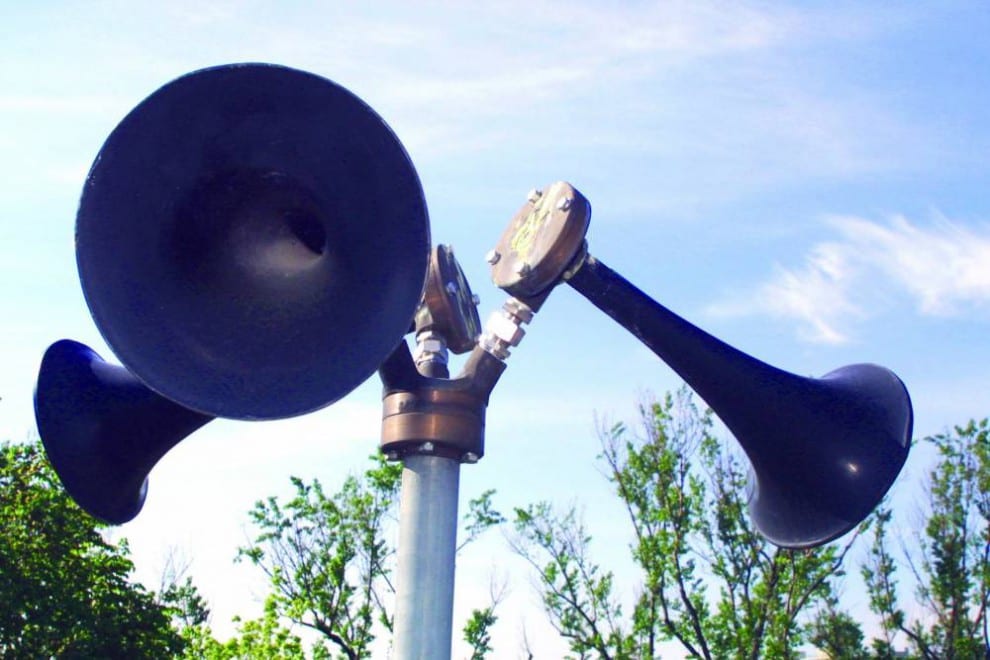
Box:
[76,63,430,419]
[417,245,482,354]
[490,181,590,297]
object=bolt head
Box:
[485,249,501,265]
[445,281,459,296]
[514,262,531,277]
[527,188,543,203]
[557,196,573,211]
[420,441,435,453]
[384,451,400,461]
[462,452,479,464]
[471,293,481,306]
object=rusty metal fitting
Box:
[380,382,486,461]
[561,241,590,281]
[479,296,535,360]
[379,340,506,464]
[412,330,449,369]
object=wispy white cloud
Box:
[201,2,818,161]
[831,214,990,315]
[1,2,955,212]
[708,214,990,344]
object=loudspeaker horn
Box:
[35,340,212,524]
[492,182,912,548]
[34,63,430,522]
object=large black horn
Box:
[491,182,912,548]
[34,63,430,521]
[76,63,429,419]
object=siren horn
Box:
[490,182,912,548]
[34,63,430,522]
[35,340,212,524]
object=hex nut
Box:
[487,311,525,346]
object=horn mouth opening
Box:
[171,168,336,283]
[74,63,430,420]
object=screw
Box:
[445,281,459,296]
[471,293,481,306]
[557,196,573,211]
[485,249,501,265]
[514,262,531,277]
[420,441,435,453]
[527,188,543,203]
[462,452,479,464]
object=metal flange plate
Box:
[489,181,590,298]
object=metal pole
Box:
[393,453,461,660]
[383,256,515,659]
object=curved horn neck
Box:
[565,255,912,548]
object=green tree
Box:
[862,419,990,658]
[512,388,863,659]
[235,455,402,659]
[808,602,868,659]
[232,457,507,659]
[511,502,634,658]
[460,489,507,660]
[463,601,499,660]
[0,439,190,657]
[180,595,309,659]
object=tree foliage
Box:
[235,455,402,659]
[232,455,506,658]
[862,418,990,658]
[512,388,861,659]
[511,502,634,658]
[180,595,310,659]
[460,489,507,659]
[463,600,499,660]
[808,601,867,660]
[0,439,190,658]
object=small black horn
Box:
[35,340,212,524]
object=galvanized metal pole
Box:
[392,453,461,660]
[384,273,517,659]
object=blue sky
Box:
[3,1,990,656]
